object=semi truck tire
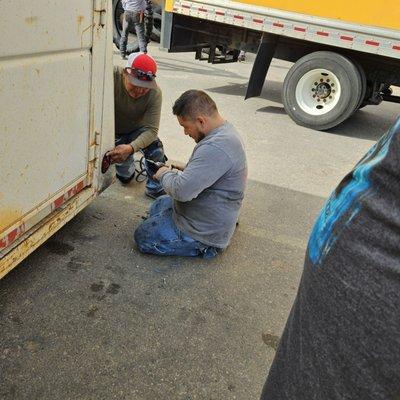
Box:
[282,51,363,131]
[112,0,126,49]
[150,5,162,42]
[352,59,367,111]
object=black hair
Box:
[172,90,217,119]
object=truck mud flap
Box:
[245,33,279,100]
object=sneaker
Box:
[116,173,135,184]
[145,189,166,199]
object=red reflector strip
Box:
[393,45,400,51]
[366,40,379,46]
[234,15,244,20]
[253,18,263,23]
[198,7,207,12]
[317,31,329,37]
[294,27,306,32]
[182,4,190,8]
[52,181,85,211]
[7,229,19,244]
[273,22,284,28]
[0,225,26,250]
[53,195,65,210]
[216,11,225,16]
[340,35,353,41]
[0,180,85,251]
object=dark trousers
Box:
[115,128,166,194]
[120,10,147,54]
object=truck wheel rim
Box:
[295,69,341,116]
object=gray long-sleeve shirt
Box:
[159,122,247,248]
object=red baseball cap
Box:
[125,52,158,89]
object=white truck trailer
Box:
[0,0,115,278]
[161,0,400,130]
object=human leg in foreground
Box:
[260,116,400,400]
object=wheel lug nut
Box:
[329,96,332,99]
[314,82,318,85]
[323,99,326,102]
[327,79,330,82]
[313,94,316,98]
[332,90,335,93]
[331,83,335,87]
[320,79,323,82]
[317,99,320,102]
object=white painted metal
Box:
[0,52,91,232]
[90,0,116,193]
[0,0,93,58]
[88,0,115,193]
[171,0,400,59]
[295,69,342,115]
[0,0,115,268]
[0,0,94,235]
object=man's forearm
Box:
[158,170,195,202]
[130,128,158,151]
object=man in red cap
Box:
[108,52,166,198]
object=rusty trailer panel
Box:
[0,0,115,277]
[0,188,95,279]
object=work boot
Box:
[116,172,135,184]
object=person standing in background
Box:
[120,0,148,59]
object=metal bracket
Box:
[94,0,107,27]
[89,131,101,162]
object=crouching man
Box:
[134,90,247,258]
[107,52,166,198]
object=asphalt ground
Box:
[1,43,399,400]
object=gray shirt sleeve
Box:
[159,144,232,202]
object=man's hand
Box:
[107,144,134,163]
[170,161,186,171]
[154,166,170,181]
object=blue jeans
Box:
[134,195,220,259]
[115,128,166,195]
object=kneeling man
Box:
[134,90,247,258]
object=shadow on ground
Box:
[0,179,324,400]
[157,58,247,80]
